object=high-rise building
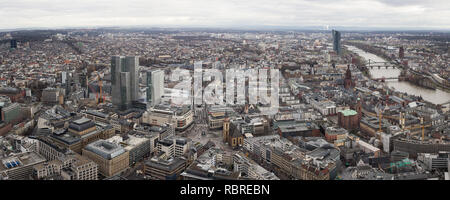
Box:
[125,56,139,101]
[111,56,139,110]
[61,72,67,84]
[146,69,164,106]
[61,71,72,96]
[119,72,131,108]
[10,39,17,49]
[332,30,341,55]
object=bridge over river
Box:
[346,45,450,105]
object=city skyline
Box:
[0,0,449,184]
[1,0,450,30]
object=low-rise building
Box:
[32,153,98,180]
[60,154,98,180]
[180,148,238,180]
[325,126,349,146]
[338,109,360,131]
[48,118,115,154]
[156,137,192,159]
[275,120,321,138]
[418,151,450,171]
[142,104,193,131]
[0,151,46,180]
[82,140,129,178]
[233,152,279,180]
[144,157,187,180]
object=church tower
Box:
[344,64,355,89]
[223,117,230,142]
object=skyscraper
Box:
[61,71,72,96]
[10,39,17,49]
[125,56,139,101]
[61,72,67,84]
[146,70,164,106]
[111,56,139,110]
[332,30,341,55]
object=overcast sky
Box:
[1,0,449,30]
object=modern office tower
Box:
[111,56,121,107]
[146,70,164,106]
[77,72,88,88]
[125,56,139,101]
[111,56,139,110]
[61,71,72,96]
[120,72,131,109]
[10,39,17,49]
[332,30,341,55]
[61,72,67,84]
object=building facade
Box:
[82,140,129,178]
[338,109,360,131]
[147,69,164,106]
[332,30,341,55]
[111,56,139,110]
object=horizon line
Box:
[1,25,450,33]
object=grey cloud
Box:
[0,0,448,29]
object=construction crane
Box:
[378,111,383,133]
[399,113,431,141]
[96,71,104,104]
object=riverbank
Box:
[345,42,450,93]
[345,45,450,105]
[342,47,371,79]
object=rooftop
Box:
[50,132,81,145]
[0,152,46,172]
[145,157,186,172]
[339,109,358,116]
[84,140,126,160]
[72,117,92,125]
[85,110,109,118]
[69,118,96,132]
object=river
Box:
[346,45,450,105]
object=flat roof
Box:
[86,110,108,118]
[145,157,186,171]
[357,140,380,152]
[73,117,92,125]
[339,109,357,116]
[0,152,46,172]
[50,132,81,145]
[84,140,126,160]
